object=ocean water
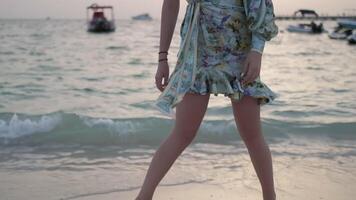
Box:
[0,19,356,200]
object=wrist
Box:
[158,54,167,59]
[158,51,168,59]
[158,58,168,63]
[250,48,263,55]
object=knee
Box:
[239,127,263,146]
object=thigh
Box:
[174,92,210,134]
[230,96,261,138]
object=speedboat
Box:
[328,18,356,40]
[287,21,324,34]
[132,13,152,21]
[328,27,353,39]
[87,4,116,33]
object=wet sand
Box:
[1,141,355,200]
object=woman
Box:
[136,0,279,199]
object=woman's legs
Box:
[136,92,210,200]
[230,96,276,200]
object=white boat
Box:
[328,18,356,40]
[86,4,116,33]
[132,13,152,21]
[287,25,311,33]
[328,27,353,40]
[287,9,324,34]
[287,21,324,34]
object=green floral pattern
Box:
[154,0,279,118]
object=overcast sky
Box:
[1,0,355,19]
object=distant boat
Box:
[132,13,152,21]
[287,9,325,34]
[328,19,356,39]
[347,30,356,44]
[86,4,116,33]
[287,21,325,34]
[337,19,356,29]
[328,27,353,40]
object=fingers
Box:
[243,69,258,86]
[163,73,169,88]
[242,70,252,86]
[241,60,258,86]
[155,73,170,92]
[241,61,248,78]
[155,62,170,92]
[247,71,258,85]
[241,60,250,85]
[155,74,164,92]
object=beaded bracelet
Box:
[158,58,168,62]
[158,51,168,54]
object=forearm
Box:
[159,0,180,60]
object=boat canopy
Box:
[86,3,115,22]
[87,4,113,9]
[293,9,319,18]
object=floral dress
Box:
[155,0,279,118]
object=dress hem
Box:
[154,86,277,119]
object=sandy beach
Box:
[1,139,355,200]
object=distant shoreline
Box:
[275,15,356,20]
[0,15,355,21]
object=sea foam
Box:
[0,113,62,139]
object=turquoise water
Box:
[1,19,356,200]
[0,19,355,146]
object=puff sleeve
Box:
[243,0,279,54]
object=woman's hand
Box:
[155,61,170,92]
[240,50,262,86]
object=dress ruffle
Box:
[155,64,277,118]
[188,67,277,104]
